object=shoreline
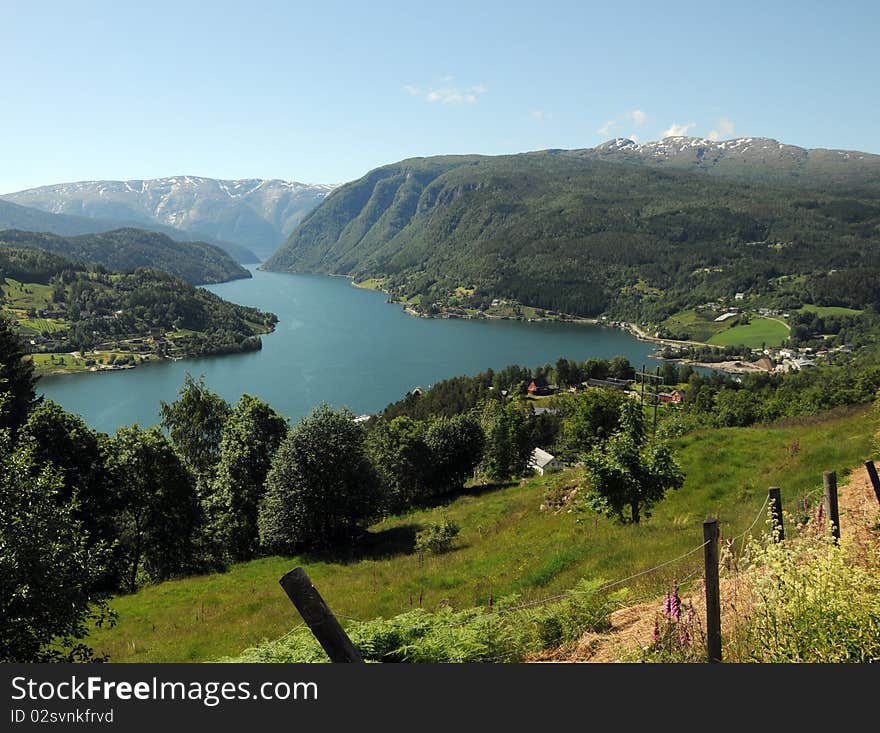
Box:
[267,271,761,376]
[347,277,600,326]
[32,324,275,380]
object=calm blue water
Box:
[38,268,660,433]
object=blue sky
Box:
[1,0,878,192]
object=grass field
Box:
[1,278,55,310]
[30,353,90,373]
[708,316,790,348]
[30,350,149,375]
[799,304,863,317]
[661,309,729,343]
[353,278,387,291]
[86,405,875,663]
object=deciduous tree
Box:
[259,404,382,553]
[583,401,684,524]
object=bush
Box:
[415,520,460,555]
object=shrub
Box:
[415,520,460,555]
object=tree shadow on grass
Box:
[297,481,517,565]
[422,479,518,507]
[302,524,422,565]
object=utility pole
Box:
[638,365,663,436]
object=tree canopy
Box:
[258,404,382,553]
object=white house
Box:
[529,448,561,475]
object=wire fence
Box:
[296,492,773,639]
[269,464,880,662]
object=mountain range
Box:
[263,136,880,320]
[0,197,258,264]
[571,136,880,189]
[3,176,337,261]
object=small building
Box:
[352,414,371,424]
[735,292,745,300]
[792,358,816,371]
[529,448,561,475]
[532,406,560,416]
[527,379,556,396]
[410,386,425,396]
[657,390,684,404]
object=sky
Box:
[1,0,878,193]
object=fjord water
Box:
[39,268,659,434]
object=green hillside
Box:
[264,148,880,326]
[87,405,872,662]
[0,228,249,285]
[0,246,276,371]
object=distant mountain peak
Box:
[3,176,338,260]
[580,136,880,179]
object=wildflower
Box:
[662,581,681,621]
[652,620,659,642]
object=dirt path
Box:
[533,462,879,663]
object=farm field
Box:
[708,316,790,348]
[661,309,730,343]
[799,304,863,317]
[87,404,874,663]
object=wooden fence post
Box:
[865,460,880,507]
[768,487,784,541]
[279,567,364,663]
[703,518,722,663]
[823,471,840,543]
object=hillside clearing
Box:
[708,317,790,348]
[88,405,874,662]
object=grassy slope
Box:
[88,405,874,662]
[708,317,790,348]
[799,304,864,317]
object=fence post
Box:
[279,567,364,663]
[865,460,880,507]
[768,487,784,541]
[703,518,722,663]
[823,471,840,543]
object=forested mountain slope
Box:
[264,139,880,321]
[0,228,250,285]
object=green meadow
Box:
[708,316,790,348]
[88,405,874,663]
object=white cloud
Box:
[598,108,647,137]
[663,122,696,137]
[597,119,615,135]
[405,80,487,105]
[708,117,736,141]
[627,109,647,125]
[532,109,551,122]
